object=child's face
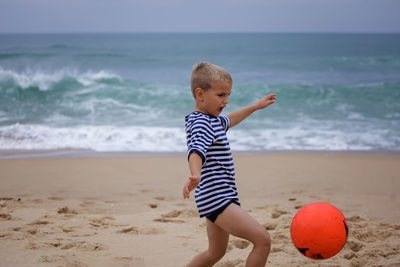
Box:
[196,81,232,117]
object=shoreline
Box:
[1,148,400,159]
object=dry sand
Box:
[0,153,399,266]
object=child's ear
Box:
[194,88,204,100]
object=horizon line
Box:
[1,31,400,35]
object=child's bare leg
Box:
[186,219,229,267]
[215,203,271,267]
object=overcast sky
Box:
[1,0,400,33]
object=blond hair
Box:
[190,62,232,98]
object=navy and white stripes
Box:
[185,111,240,218]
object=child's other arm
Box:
[183,152,202,199]
[228,94,276,128]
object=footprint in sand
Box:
[163,209,198,218]
[271,208,289,219]
[271,246,285,253]
[347,240,363,252]
[28,219,51,226]
[80,200,96,207]
[351,227,374,242]
[76,241,108,251]
[31,199,44,204]
[89,216,116,229]
[153,218,185,223]
[154,209,198,223]
[39,255,88,267]
[347,215,364,222]
[116,226,163,235]
[28,240,65,250]
[61,242,76,250]
[0,198,23,214]
[46,241,62,248]
[18,224,50,239]
[26,242,41,250]
[271,232,289,241]
[57,206,78,215]
[350,258,368,267]
[0,197,14,201]
[48,197,64,201]
[392,224,400,231]
[231,239,250,249]
[0,213,12,220]
[140,189,151,193]
[115,256,134,261]
[38,255,65,264]
[0,232,12,239]
[26,228,39,235]
[42,241,107,252]
[293,203,305,210]
[343,251,356,260]
[115,256,145,267]
[117,226,140,234]
[263,222,277,231]
[61,227,75,233]
[162,210,182,218]
[216,259,244,267]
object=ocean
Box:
[0,33,399,154]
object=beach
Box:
[1,33,399,266]
[1,152,399,266]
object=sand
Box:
[0,153,399,266]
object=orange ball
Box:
[290,202,348,260]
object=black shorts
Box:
[206,200,238,223]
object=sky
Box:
[1,0,400,33]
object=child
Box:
[183,62,277,266]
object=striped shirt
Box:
[185,111,240,218]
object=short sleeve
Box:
[218,115,230,132]
[187,118,214,164]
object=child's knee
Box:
[255,230,271,252]
[208,248,226,263]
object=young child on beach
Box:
[183,62,277,266]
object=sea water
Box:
[0,33,399,152]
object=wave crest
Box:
[0,124,399,152]
[0,124,187,152]
[0,68,121,91]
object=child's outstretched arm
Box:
[228,94,276,128]
[183,152,202,199]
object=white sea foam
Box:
[386,113,400,119]
[1,124,398,152]
[228,127,399,151]
[0,124,187,152]
[0,68,121,91]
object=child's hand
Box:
[183,176,200,199]
[255,94,277,110]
